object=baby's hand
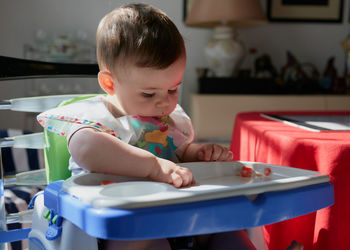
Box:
[197,143,233,162]
[149,158,195,188]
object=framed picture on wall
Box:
[267,0,344,23]
[183,0,194,21]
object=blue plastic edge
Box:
[44,181,334,240]
[0,228,31,243]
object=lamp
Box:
[186,0,267,77]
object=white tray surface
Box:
[62,161,329,209]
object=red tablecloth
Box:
[230,111,350,250]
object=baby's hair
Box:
[96,3,185,73]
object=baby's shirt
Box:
[37,95,194,175]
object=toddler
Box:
[37,3,257,250]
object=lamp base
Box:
[205,26,245,77]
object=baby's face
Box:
[111,54,186,117]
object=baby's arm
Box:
[181,142,233,162]
[68,127,193,187]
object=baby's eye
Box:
[168,88,178,95]
[142,92,155,98]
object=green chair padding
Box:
[44,94,102,183]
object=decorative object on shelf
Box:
[185,0,266,77]
[196,68,209,78]
[319,57,337,91]
[49,34,77,61]
[244,47,258,77]
[254,54,278,79]
[34,29,50,54]
[323,56,338,79]
[341,36,350,93]
[24,29,96,63]
[319,56,346,94]
[267,0,344,23]
[281,51,321,93]
[301,63,320,82]
[280,51,305,85]
[332,76,346,94]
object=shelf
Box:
[198,77,345,95]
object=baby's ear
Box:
[98,71,115,95]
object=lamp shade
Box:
[186,0,267,28]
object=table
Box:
[230,111,350,250]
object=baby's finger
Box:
[202,144,213,161]
[211,144,223,161]
[225,151,234,161]
[198,150,205,161]
[170,172,183,188]
[218,148,233,161]
[177,167,194,187]
[191,177,196,185]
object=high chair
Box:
[0,56,334,250]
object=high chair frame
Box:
[0,55,334,250]
[0,55,99,248]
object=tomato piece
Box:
[240,166,253,177]
[101,180,115,185]
[264,168,272,176]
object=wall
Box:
[0,0,349,129]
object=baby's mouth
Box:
[139,111,168,120]
[139,115,166,120]
[155,112,167,119]
[154,116,165,120]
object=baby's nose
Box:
[156,95,170,108]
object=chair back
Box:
[0,55,99,182]
[44,94,100,182]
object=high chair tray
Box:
[61,161,330,209]
[44,161,333,240]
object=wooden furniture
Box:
[190,94,350,144]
